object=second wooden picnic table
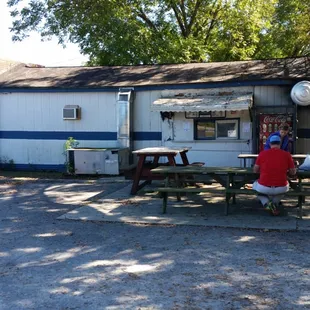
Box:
[151,165,255,188]
[151,165,310,216]
[238,153,307,168]
[130,147,191,195]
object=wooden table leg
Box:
[298,195,302,219]
[180,151,190,166]
[146,155,160,185]
[232,175,237,204]
[167,154,176,166]
[167,155,181,201]
[225,175,231,215]
[130,155,146,195]
[144,155,158,185]
[153,155,160,166]
[163,192,168,214]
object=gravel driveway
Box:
[0,179,309,309]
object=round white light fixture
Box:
[291,81,310,106]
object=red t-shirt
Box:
[255,148,295,187]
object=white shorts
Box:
[252,181,289,195]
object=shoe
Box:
[264,201,280,216]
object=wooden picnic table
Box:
[238,153,307,168]
[151,165,310,216]
[152,166,260,190]
[152,165,310,184]
[130,147,191,195]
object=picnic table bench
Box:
[151,166,310,218]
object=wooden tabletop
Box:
[151,165,310,177]
[132,147,191,155]
[151,166,255,174]
[238,154,258,159]
[291,154,308,159]
[238,154,307,159]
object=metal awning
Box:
[151,93,253,112]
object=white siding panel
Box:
[149,90,163,132]
[296,106,310,153]
[0,139,118,165]
[186,150,243,167]
[0,92,119,168]
[296,139,310,154]
[0,92,117,131]
[254,86,291,106]
[134,91,151,132]
[0,140,64,165]
[133,90,162,152]
[134,91,162,132]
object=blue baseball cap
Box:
[270,135,281,143]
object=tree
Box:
[255,0,310,59]
[7,0,310,65]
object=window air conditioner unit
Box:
[63,105,81,120]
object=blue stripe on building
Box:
[0,163,66,172]
[0,131,116,140]
[297,129,310,139]
[133,131,162,140]
[2,129,310,140]
[0,131,162,141]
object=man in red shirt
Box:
[253,135,296,215]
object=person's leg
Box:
[253,181,271,206]
[252,181,281,214]
[270,185,289,205]
[257,195,269,206]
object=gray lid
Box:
[291,80,310,106]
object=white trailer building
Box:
[0,57,309,172]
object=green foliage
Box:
[256,0,310,58]
[7,0,310,65]
[63,137,79,174]
[63,137,79,152]
[0,156,16,170]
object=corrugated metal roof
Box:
[151,93,253,112]
[0,57,309,89]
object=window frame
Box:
[194,118,240,140]
[215,118,240,140]
[194,119,216,140]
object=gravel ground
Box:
[0,180,310,310]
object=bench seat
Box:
[154,186,310,218]
[224,188,310,219]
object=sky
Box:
[0,1,88,67]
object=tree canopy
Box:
[7,0,310,65]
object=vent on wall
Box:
[63,105,81,120]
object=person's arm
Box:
[288,154,296,177]
[288,168,296,177]
[283,135,290,152]
[287,141,293,153]
[253,155,261,173]
[253,164,260,173]
[264,135,271,150]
